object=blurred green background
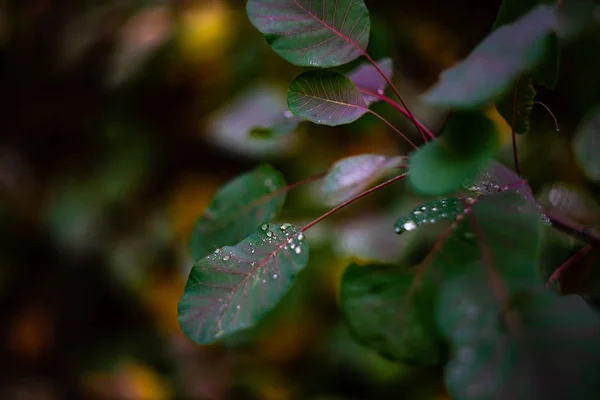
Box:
[1,0,599,399]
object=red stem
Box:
[361,51,429,144]
[368,110,418,150]
[546,245,593,287]
[301,173,408,232]
[361,88,436,141]
[510,75,521,175]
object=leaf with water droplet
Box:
[246,0,370,68]
[394,197,467,234]
[322,154,404,205]
[346,58,394,106]
[287,70,369,126]
[409,111,499,196]
[179,223,309,344]
[189,164,286,261]
[340,262,444,365]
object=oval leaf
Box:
[340,263,443,365]
[287,70,368,126]
[179,223,309,344]
[189,164,286,261]
[573,107,600,183]
[422,6,556,108]
[409,111,499,196]
[246,0,370,67]
[322,154,403,205]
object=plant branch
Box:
[361,51,428,144]
[510,75,522,175]
[301,173,408,232]
[360,88,436,141]
[545,209,600,246]
[368,110,418,150]
[546,244,593,287]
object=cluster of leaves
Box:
[178,1,600,398]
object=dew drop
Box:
[250,248,255,254]
[266,231,273,238]
[272,273,278,279]
[280,223,291,230]
[261,223,269,231]
[214,248,221,254]
[413,210,422,215]
[222,255,230,261]
[284,110,293,118]
[290,243,296,249]
[377,88,384,95]
[394,226,402,233]
[236,305,240,310]
[403,220,417,231]
[262,279,266,284]
[429,219,436,223]
[432,207,438,211]
[421,206,427,211]
[297,233,304,241]
[295,246,302,254]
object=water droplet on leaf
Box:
[261,223,268,231]
[295,246,301,254]
[222,255,230,261]
[272,273,278,279]
[403,220,417,231]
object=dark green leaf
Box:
[394,197,473,234]
[422,6,556,108]
[179,222,309,344]
[496,76,536,134]
[555,0,595,39]
[322,154,403,205]
[189,164,286,261]
[287,70,368,126]
[409,111,499,196]
[438,270,600,399]
[340,263,443,365]
[573,107,600,183]
[429,192,543,282]
[246,0,370,67]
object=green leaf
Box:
[492,0,558,89]
[496,76,536,134]
[189,164,286,261]
[430,192,544,282]
[246,0,370,67]
[409,111,499,196]
[287,70,368,126]
[340,263,443,365]
[422,6,556,108]
[573,107,600,183]
[321,154,403,205]
[438,271,600,399]
[178,222,309,344]
[394,197,473,234]
[249,58,392,138]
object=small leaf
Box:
[394,197,472,234]
[340,263,443,365]
[250,58,393,137]
[246,0,370,67]
[573,107,600,183]
[496,76,536,134]
[438,271,600,399]
[347,57,393,105]
[322,154,403,205]
[287,70,368,126]
[422,6,556,108]
[189,164,286,261]
[179,223,309,344]
[409,111,499,196]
